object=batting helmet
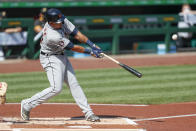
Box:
[45,8,65,23]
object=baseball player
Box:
[21,8,102,122]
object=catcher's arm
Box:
[0,82,8,104]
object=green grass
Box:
[1,65,196,104]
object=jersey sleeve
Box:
[63,18,77,35]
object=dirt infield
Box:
[0,52,196,73]
[1,103,196,131]
[0,52,196,131]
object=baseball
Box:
[172,34,178,40]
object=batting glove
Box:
[91,49,103,58]
[86,40,103,53]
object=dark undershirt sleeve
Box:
[70,27,79,37]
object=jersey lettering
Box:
[58,41,65,47]
[40,28,47,43]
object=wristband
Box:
[86,40,96,48]
[64,42,74,50]
[70,28,79,37]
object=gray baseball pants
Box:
[22,54,93,118]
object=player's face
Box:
[49,22,62,29]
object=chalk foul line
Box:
[133,114,196,122]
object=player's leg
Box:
[21,55,65,120]
[64,57,100,122]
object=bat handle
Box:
[101,53,120,64]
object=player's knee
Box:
[69,82,80,89]
[52,86,62,94]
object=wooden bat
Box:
[101,53,142,78]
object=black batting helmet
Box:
[45,8,65,23]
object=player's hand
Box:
[92,45,103,54]
[86,40,103,53]
[91,49,103,58]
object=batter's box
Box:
[0,117,146,131]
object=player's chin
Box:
[54,24,62,29]
[50,22,62,29]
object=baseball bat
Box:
[101,53,142,78]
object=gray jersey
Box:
[40,18,75,54]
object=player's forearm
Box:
[71,45,91,54]
[73,30,101,52]
[74,31,88,43]
[70,45,101,58]
[190,11,196,14]
[4,27,22,33]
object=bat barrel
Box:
[119,63,142,78]
[101,53,142,78]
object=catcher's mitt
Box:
[0,82,8,104]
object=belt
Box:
[40,51,64,56]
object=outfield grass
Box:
[1,65,196,104]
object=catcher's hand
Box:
[0,82,8,104]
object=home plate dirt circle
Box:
[0,117,146,131]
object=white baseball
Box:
[172,34,178,40]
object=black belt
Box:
[40,51,64,56]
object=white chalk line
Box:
[133,114,196,122]
[7,103,148,107]
[12,129,146,131]
[124,118,138,125]
[67,126,92,129]
[8,117,145,131]
[124,118,147,131]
